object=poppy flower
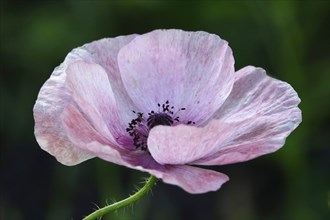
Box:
[33,29,301,194]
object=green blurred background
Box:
[1,1,329,220]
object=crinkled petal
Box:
[33,35,137,165]
[148,66,301,166]
[65,61,128,147]
[112,153,229,194]
[211,66,302,123]
[195,66,302,165]
[33,60,93,165]
[61,104,128,166]
[118,29,235,124]
[147,121,244,165]
[80,36,139,126]
[149,165,229,194]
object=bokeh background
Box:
[1,1,329,220]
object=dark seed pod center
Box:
[126,101,194,151]
[147,113,173,129]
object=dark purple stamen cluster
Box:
[126,100,195,151]
[126,111,148,151]
[147,100,182,129]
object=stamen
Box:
[126,100,195,152]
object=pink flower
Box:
[33,29,301,194]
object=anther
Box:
[126,101,195,152]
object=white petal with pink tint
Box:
[148,121,237,165]
[65,61,124,145]
[149,165,229,194]
[118,29,235,124]
[61,104,128,166]
[34,61,93,165]
[196,66,302,165]
[148,66,301,166]
[80,35,139,126]
[33,35,137,165]
[212,66,301,123]
[119,153,229,194]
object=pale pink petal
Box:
[118,29,235,124]
[33,61,93,166]
[211,66,301,123]
[61,104,111,145]
[33,35,137,165]
[61,104,128,166]
[65,61,130,148]
[196,66,302,165]
[115,154,229,194]
[80,36,139,125]
[149,165,229,194]
[148,120,246,165]
[148,165,229,194]
[147,119,258,165]
[148,66,301,166]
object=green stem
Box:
[83,175,157,220]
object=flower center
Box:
[147,112,173,129]
[126,101,194,152]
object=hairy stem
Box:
[83,175,157,220]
